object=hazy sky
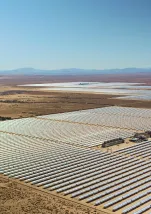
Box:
[0,0,151,70]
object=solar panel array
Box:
[1,106,151,213]
[38,106,151,131]
[38,106,151,119]
[1,106,151,148]
[115,140,151,160]
[0,116,135,149]
[0,131,151,214]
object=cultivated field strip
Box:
[0,117,134,147]
[0,132,151,213]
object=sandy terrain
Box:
[1,74,151,119]
[0,85,151,119]
[94,139,136,153]
[0,87,113,118]
[0,174,107,214]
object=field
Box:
[1,74,151,214]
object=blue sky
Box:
[0,0,151,70]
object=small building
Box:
[102,138,124,148]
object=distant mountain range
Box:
[0,67,151,76]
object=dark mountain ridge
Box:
[0,67,151,76]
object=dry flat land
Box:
[1,87,151,119]
[0,175,104,214]
[0,86,115,118]
[0,74,151,119]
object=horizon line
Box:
[0,67,151,71]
